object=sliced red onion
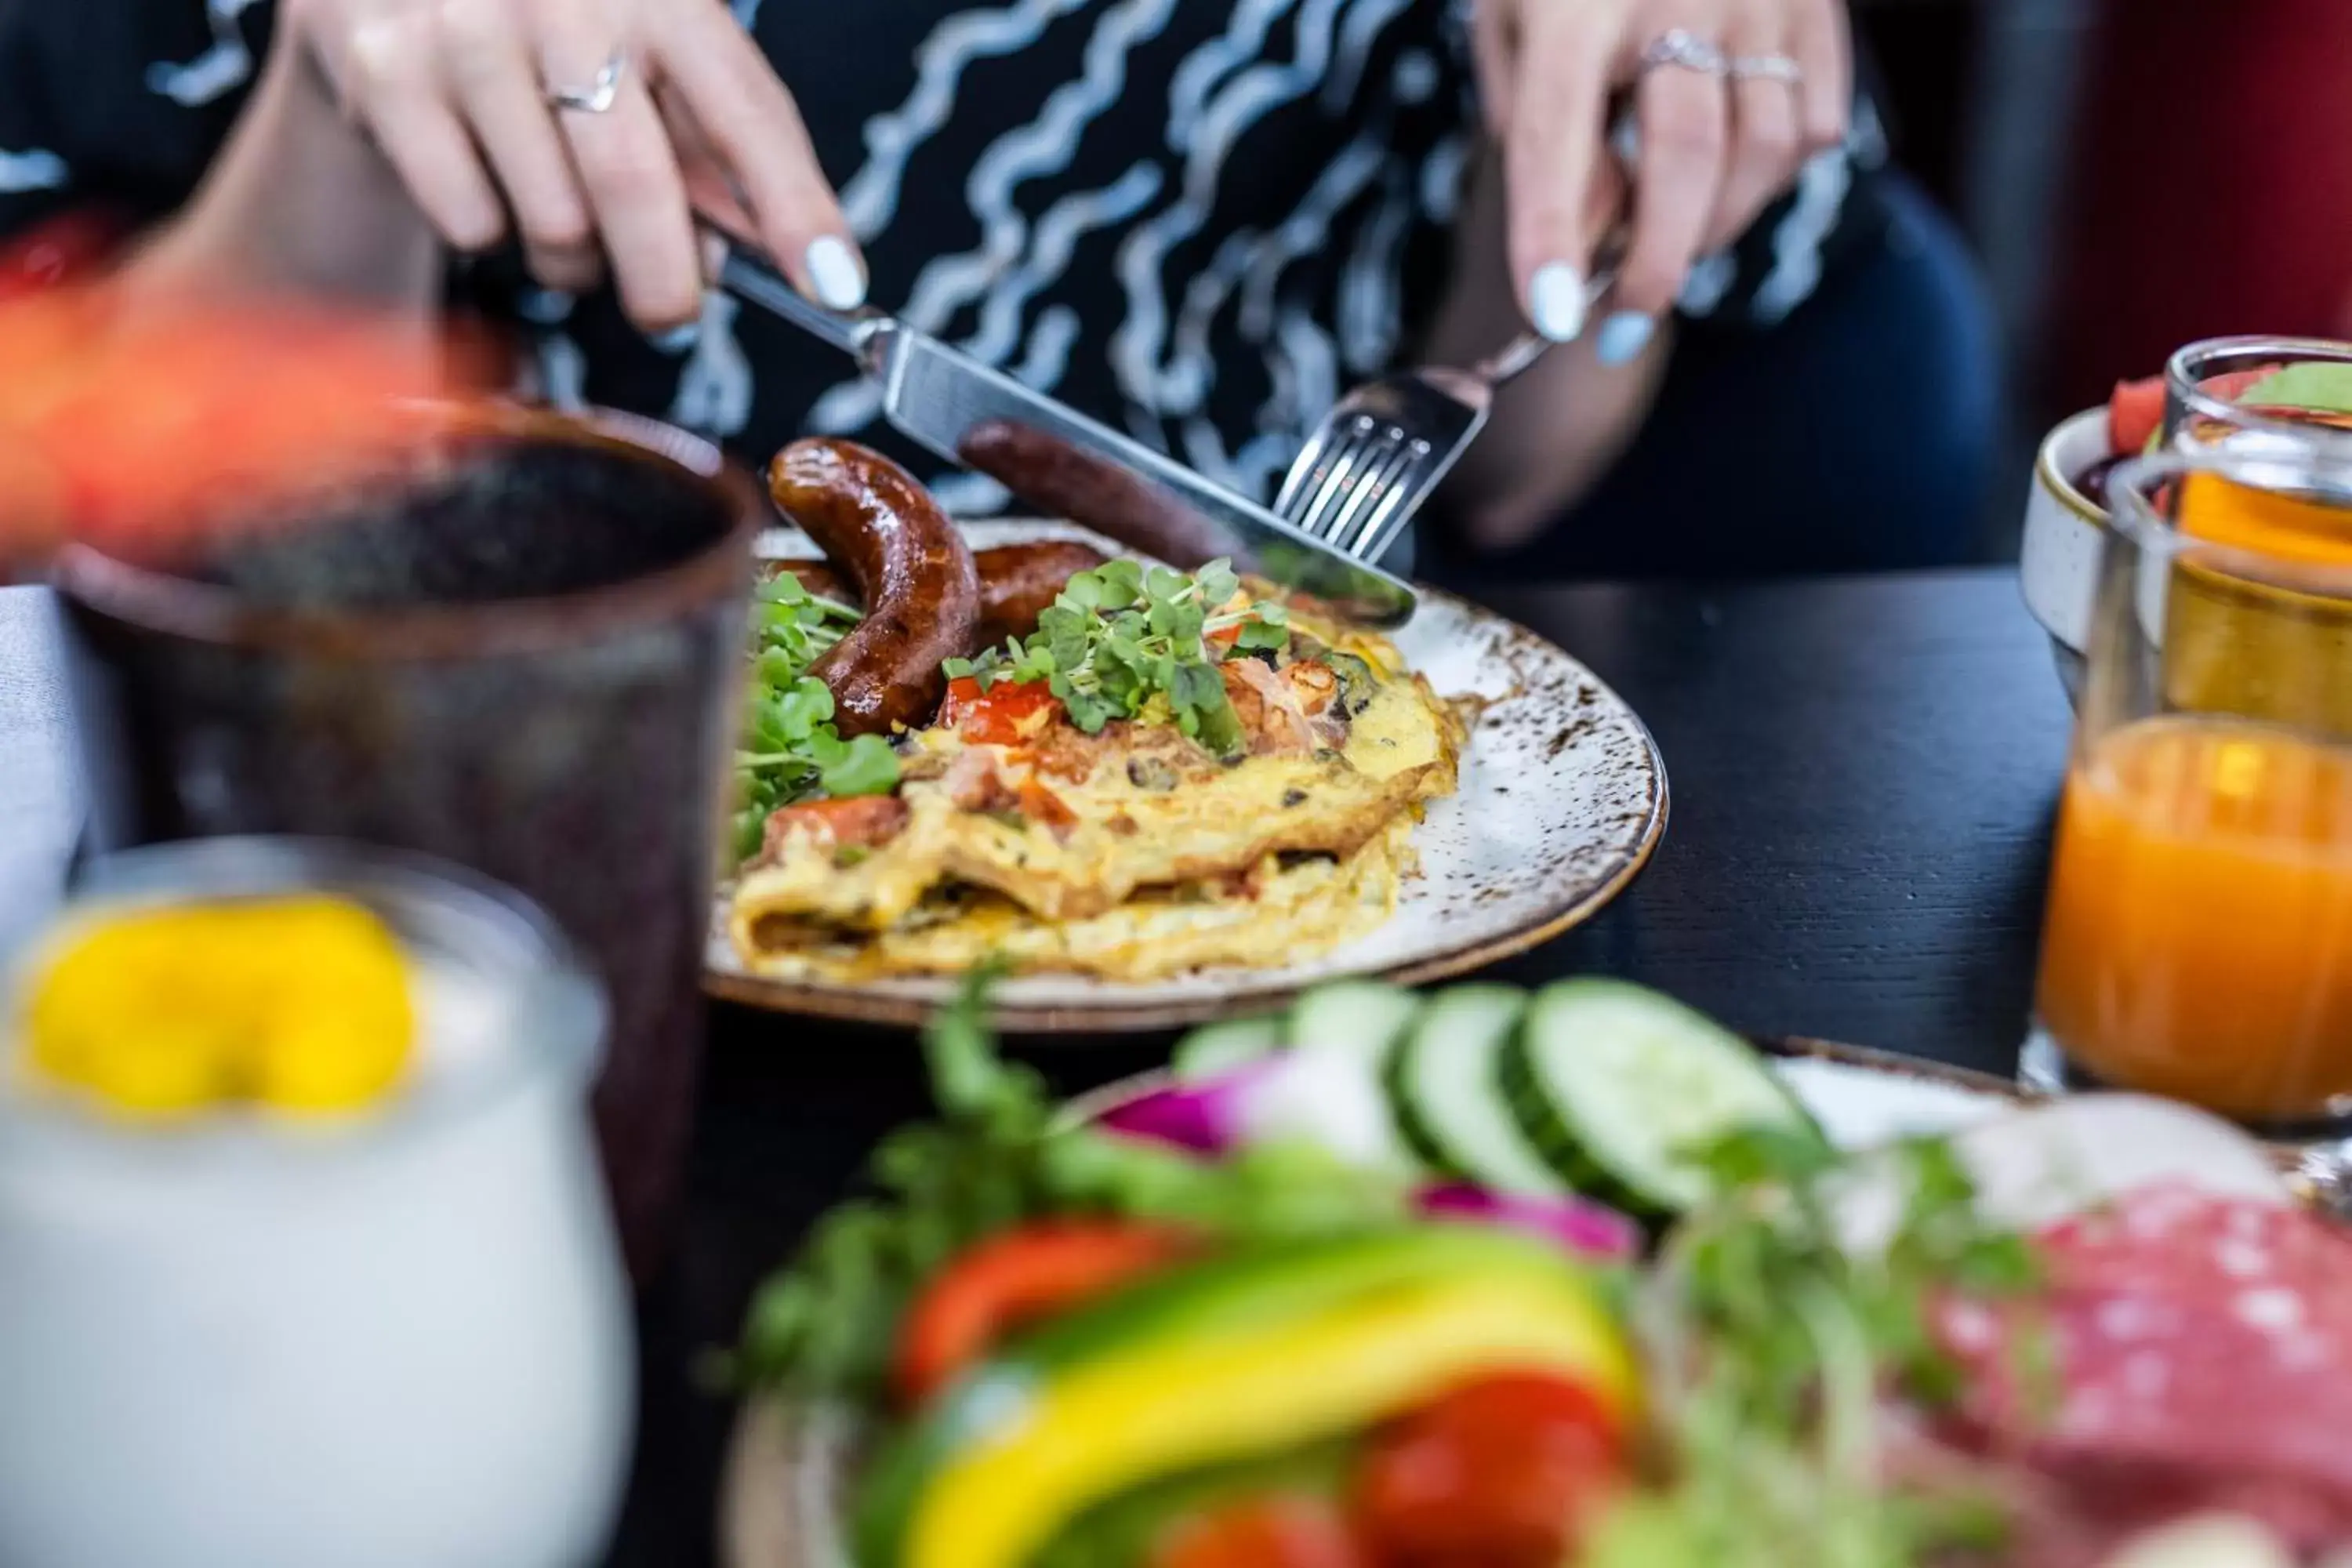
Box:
[1094,1063,1276,1154]
[1093,1051,1418,1175]
[1417,1183,1641,1261]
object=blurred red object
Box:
[0,211,124,301]
[2047,0,2352,414]
[0,214,495,574]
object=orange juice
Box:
[2037,714,2352,1121]
[2167,474,2352,740]
[2179,468,2352,564]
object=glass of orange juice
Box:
[2024,444,2352,1162]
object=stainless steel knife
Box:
[715,246,1418,627]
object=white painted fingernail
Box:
[650,321,701,354]
[804,235,867,311]
[1528,261,1589,342]
[699,232,729,284]
[1595,310,1656,366]
[1611,114,1642,165]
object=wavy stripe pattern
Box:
[145,0,263,107]
[0,147,66,194]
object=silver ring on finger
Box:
[1639,29,1730,78]
[1728,53,1804,85]
[545,49,628,114]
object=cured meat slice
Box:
[2037,1186,2352,1327]
[1935,1183,2352,1557]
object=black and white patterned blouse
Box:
[0,0,1891,517]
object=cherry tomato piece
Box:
[1351,1372,1624,1568]
[1016,778,1078,837]
[940,676,1062,746]
[893,1220,1197,1406]
[1152,1495,1367,1568]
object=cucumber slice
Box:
[1287,980,1421,1059]
[1387,985,1565,1197]
[1502,978,1818,1215]
[1169,981,1419,1087]
[1171,1016,1286,1083]
[1276,981,1426,1174]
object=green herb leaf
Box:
[1194,557,1240,608]
[1058,572,1111,613]
[921,956,1033,1127]
[1235,619,1290,655]
[939,557,1294,761]
[1097,557,1145,599]
[1058,682,1116,735]
[1044,609,1091,675]
[733,578,896,857]
[1168,659,1245,758]
[820,732,901,797]
[775,677,835,742]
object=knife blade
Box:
[717,247,1418,627]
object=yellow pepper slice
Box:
[904,1270,1635,1568]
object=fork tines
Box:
[1279,413,1435,561]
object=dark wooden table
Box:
[0,567,2078,1566]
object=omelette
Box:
[728,594,1465,982]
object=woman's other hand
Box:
[267,0,862,331]
[1472,0,1849,361]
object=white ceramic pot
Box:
[2020,407,2114,706]
[0,840,635,1568]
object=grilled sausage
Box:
[761,539,1107,650]
[968,540,1108,648]
[956,418,1236,572]
[768,437,980,737]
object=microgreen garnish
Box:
[733,573,900,860]
[1584,1129,2045,1568]
[943,557,1288,757]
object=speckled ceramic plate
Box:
[702,519,1668,1033]
[713,1040,2023,1568]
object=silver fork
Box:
[1272,258,1623,562]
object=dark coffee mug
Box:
[53,403,762,1282]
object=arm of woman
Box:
[0,0,461,314]
[126,34,444,313]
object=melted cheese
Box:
[755,818,1414,982]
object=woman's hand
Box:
[1472,0,1849,361]
[271,0,863,332]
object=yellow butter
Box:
[20,895,415,1120]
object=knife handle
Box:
[713,244,886,364]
